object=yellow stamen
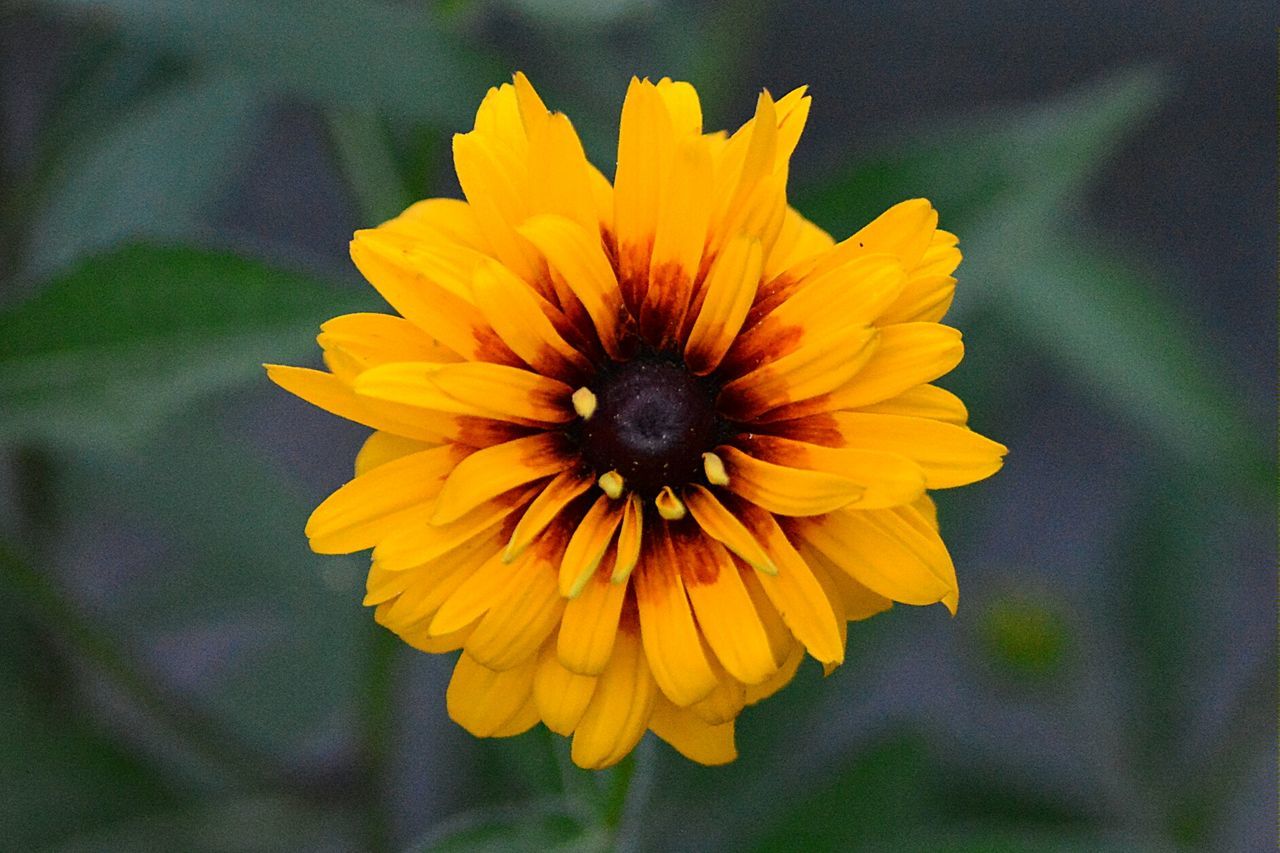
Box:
[598,470,624,499]
[656,486,686,520]
[702,451,729,486]
[572,386,597,420]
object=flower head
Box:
[267,74,1005,769]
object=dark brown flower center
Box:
[580,356,720,498]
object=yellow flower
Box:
[267,74,1005,769]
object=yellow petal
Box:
[534,641,597,736]
[756,322,963,422]
[372,487,533,571]
[649,698,737,766]
[570,628,657,769]
[558,557,628,676]
[451,129,543,282]
[356,361,572,426]
[446,652,538,738]
[465,539,566,671]
[634,528,719,706]
[472,258,591,383]
[349,232,518,363]
[613,79,668,287]
[610,493,644,583]
[688,660,746,724]
[684,236,763,375]
[559,495,626,597]
[305,444,467,554]
[743,640,804,706]
[433,434,571,525]
[879,274,957,326]
[520,214,628,359]
[799,543,892,621]
[639,136,713,344]
[683,485,776,574]
[798,503,959,612]
[741,254,905,361]
[677,528,777,685]
[429,548,518,637]
[354,431,435,477]
[317,312,457,375]
[856,383,969,425]
[516,75,598,232]
[378,197,490,253]
[504,470,594,562]
[654,77,702,136]
[373,533,497,627]
[265,365,452,443]
[718,445,864,517]
[719,325,879,421]
[827,412,1007,488]
[799,198,938,282]
[736,434,926,510]
[740,566,793,666]
[765,207,834,283]
[736,505,844,665]
[390,617,473,655]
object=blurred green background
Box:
[0,1,1273,850]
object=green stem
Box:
[359,626,399,853]
[610,737,657,852]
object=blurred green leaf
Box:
[751,734,935,852]
[49,795,356,853]
[859,831,1159,853]
[0,243,371,451]
[60,410,368,757]
[326,109,414,224]
[797,66,1169,237]
[411,799,597,852]
[979,593,1070,682]
[0,569,177,849]
[797,67,1265,493]
[33,0,493,125]
[24,73,261,278]
[980,237,1267,492]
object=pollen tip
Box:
[655,486,686,521]
[702,451,729,486]
[753,557,780,576]
[572,386,598,420]
[566,568,595,599]
[598,470,624,499]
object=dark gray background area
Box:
[1,1,1274,849]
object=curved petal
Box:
[676,528,777,685]
[472,259,592,383]
[356,361,572,426]
[570,627,657,770]
[649,698,737,766]
[534,641,597,736]
[736,434,926,510]
[305,445,467,554]
[432,434,573,524]
[735,505,844,666]
[684,485,776,573]
[718,445,864,517]
[684,236,763,375]
[558,552,628,675]
[797,503,958,612]
[446,652,538,738]
[827,412,1006,488]
[634,527,719,706]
